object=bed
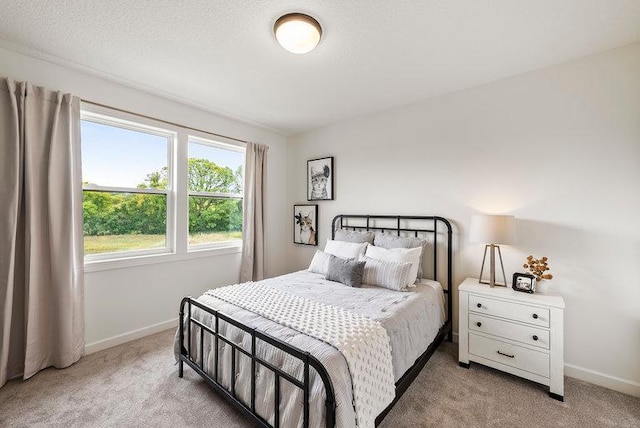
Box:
[176,214,453,428]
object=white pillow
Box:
[365,245,422,285]
[360,255,413,291]
[324,239,368,260]
[308,250,333,275]
[374,233,427,279]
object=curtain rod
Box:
[81,99,249,144]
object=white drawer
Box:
[469,294,550,327]
[469,333,550,378]
[469,313,550,350]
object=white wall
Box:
[287,43,640,395]
[3,39,638,396]
[0,46,289,350]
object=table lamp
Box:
[469,214,516,287]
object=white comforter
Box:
[175,270,445,428]
[206,281,396,428]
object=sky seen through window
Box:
[81,120,243,189]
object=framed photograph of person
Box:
[293,204,318,246]
[307,156,334,201]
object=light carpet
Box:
[0,329,638,427]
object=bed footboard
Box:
[178,297,336,428]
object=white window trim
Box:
[83,244,242,273]
[186,133,245,252]
[81,103,245,272]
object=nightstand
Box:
[458,277,565,400]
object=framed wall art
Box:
[307,156,334,201]
[512,272,537,294]
[293,204,318,246]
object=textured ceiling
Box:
[1,0,639,135]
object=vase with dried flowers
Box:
[523,255,553,281]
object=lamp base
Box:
[478,279,508,287]
[478,244,508,287]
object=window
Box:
[81,112,174,259]
[80,105,245,266]
[188,137,244,247]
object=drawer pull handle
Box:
[497,350,515,358]
[533,335,538,341]
[532,314,539,319]
[477,303,482,308]
[476,322,482,327]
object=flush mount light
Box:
[274,13,322,54]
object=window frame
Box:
[187,135,245,251]
[80,103,245,272]
[81,109,176,262]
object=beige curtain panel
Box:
[0,77,84,388]
[240,142,268,282]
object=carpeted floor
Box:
[1,329,638,427]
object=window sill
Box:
[84,244,242,273]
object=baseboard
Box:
[85,318,178,355]
[565,363,640,397]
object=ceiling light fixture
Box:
[274,13,322,54]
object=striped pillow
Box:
[360,255,413,291]
[365,245,422,286]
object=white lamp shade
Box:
[469,214,517,245]
[274,13,322,54]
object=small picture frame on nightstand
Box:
[512,273,536,293]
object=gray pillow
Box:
[326,255,365,288]
[334,229,375,244]
[374,233,428,279]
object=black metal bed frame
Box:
[178,214,453,428]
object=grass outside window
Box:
[84,231,241,255]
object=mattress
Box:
[175,270,445,428]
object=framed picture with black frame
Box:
[307,156,334,201]
[512,272,537,293]
[293,204,318,246]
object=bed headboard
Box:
[331,214,453,322]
